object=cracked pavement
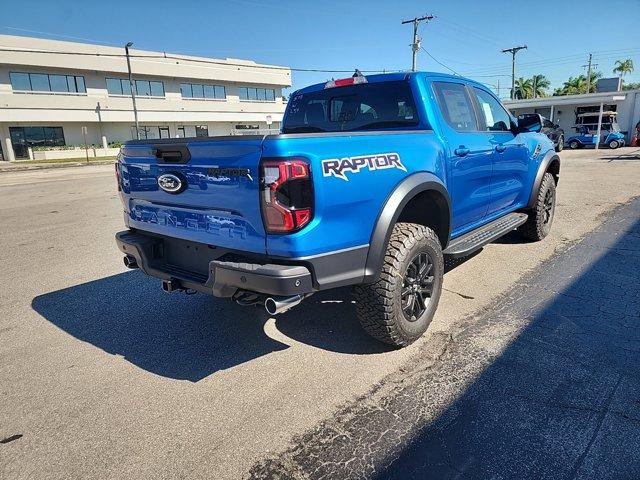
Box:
[249,197,640,479]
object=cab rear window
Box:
[283,81,422,134]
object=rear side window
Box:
[283,81,421,133]
[473,87,512,132]
[433,82,478,132]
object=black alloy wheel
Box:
[401,252,435,321]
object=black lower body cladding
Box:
[115,230,369,298]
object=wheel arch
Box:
[527,150,560,209]
[363,172,451,283]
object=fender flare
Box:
[363,172,451,283]
[527,150,560,209]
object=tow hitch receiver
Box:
[161,278,183,293]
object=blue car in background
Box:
[115,71,560,347]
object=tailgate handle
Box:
[154,144,191,164]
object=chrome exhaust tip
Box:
[123,255,138,269]
[264,294,307,315]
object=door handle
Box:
[454,146,470,157]
[495,144,507,153]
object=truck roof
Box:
[292,71,491,95]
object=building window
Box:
[9,126,65,158]
[10,72,86,94]
[136,126,170,140]
[107,78,164,97]
[180,82,226,99]
[177,125,209,138]
[239,87,276,102]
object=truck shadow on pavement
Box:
[31,271,396,382]
[373,206,640,479]
[248,200,640,479]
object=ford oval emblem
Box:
[157,173,185,194]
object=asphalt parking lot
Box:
[1,147,639,479]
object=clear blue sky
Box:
[1,0,638,97]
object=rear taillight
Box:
[115,162,121,191]
[260,158,313,233]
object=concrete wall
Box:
[32,147,120,160]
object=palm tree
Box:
[531,74,550,98]
[513,77,533,99]
[613,59,634,78]
[553,76,582,96]
[553,72,603,96]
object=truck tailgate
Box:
[118,136,266,254]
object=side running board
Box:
[443,213,528,258]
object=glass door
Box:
[9,127,28,159]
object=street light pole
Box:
[125,42,140,140]
[501,45,527,100]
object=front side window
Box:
[433,82,478,132]
[473,87,512,132]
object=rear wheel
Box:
[353,223,443,347]
[608,139,620,149]
[518,172,556,241]
[568,140,580,149]
[555,136,564,152]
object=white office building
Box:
[0,35,291,161]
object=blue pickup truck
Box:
[115,72,559,347]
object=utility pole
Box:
[501,45,527,100]
[125,42,140,140]
[582,53,598,94]
[401,14,434,71]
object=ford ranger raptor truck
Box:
[115,72,559,347]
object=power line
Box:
[420,47,460,75]
[0,25,121,47]
[0,46,398,74]
[460,49,640,76]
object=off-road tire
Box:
[353,223,443,347]
[518,172,556,241]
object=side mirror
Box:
[517,113,543,133]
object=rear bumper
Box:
[115,230,367,297]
